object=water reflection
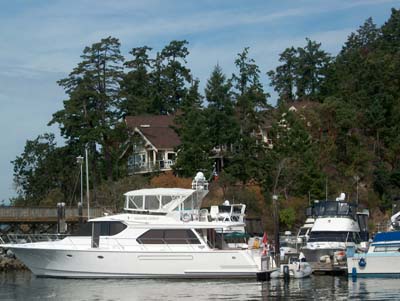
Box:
[1,271,400,300]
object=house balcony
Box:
[128,160,175,175]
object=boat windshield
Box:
[308,231,360,243]
[312,201,356,218]
[298,228,309,236]
[124,188,199,213]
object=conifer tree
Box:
[120,46,153,116]
[173,80,212,176]
[204,65,238,168]
[49,36,124,181]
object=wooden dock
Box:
[0,206,112,234]
[0,207,108,223]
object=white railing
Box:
[0,233,67,245]
[0,235,203,252]
[128,160,175,174]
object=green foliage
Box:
[268,39,331,104]
[226,48,269,184]
[11,133,77,205]
[279,207,296,229]
[173,80,213,176]
[120,46,153,115]
[49,36,125,180]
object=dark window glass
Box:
[109,222,127,236]
[100,222,110,236]
[233,207,242,214]
[137,229,200,244]
[298,228,308,236]
[164,229,200,244]
[137,229,165,244]
[219,206,231,213]
[72,222,92,236]
[325,202,338,216]
[308,231,360,243]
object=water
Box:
[1,271,400,300]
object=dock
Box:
[0,206,111,234]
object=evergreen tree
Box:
[173,80,212,176]
[204,65,238,168]
[120,46,153,115]
[267,47,297,104]
[49,36,124,181]
[227,48,269,184]
[295,38,331,100]
[153,40,192,114]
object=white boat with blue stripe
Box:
[347,231,400,278]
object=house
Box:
[124,115,181,174]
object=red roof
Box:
[125,115,181,150]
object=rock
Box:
[0,256,27,271]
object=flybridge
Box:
[123,172,209,214]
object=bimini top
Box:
[373,231,400,243]
[124,188,204,213]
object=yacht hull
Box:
[9,247,260,279]
[347,253,400,278]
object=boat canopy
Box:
[124,188,203,213]
[373,231,400,243]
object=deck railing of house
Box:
[128,160,175,174]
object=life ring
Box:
[358,257,366,267]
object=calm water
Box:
[1,271,400,300]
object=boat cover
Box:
[373,231,400,242]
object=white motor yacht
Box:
[301,193,369,273]
[296,205,315,246]
[1,173,266,279]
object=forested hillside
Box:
[11,9,400,231]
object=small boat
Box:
[347,231,400,278]
[270,257,312,279]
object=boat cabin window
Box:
[72,221,127,236]
[145,195,160,210]
[337,203,349,215]
[298,228,309,236]
[308,231,360,243]
[312,201,356,218]
[305,206,313,217]
[137,229,201,244]
[219,206,231,213]
[325,202,338,216]
[129,195,144,210]
[373,244,400,253]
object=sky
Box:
[0,0,399,202]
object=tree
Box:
[150,40,192,114]
[226,48,269,184]
[204,65,238,168]
[49,36,125,181]
[120,46,153,116]
[12,133,77,205]
[173,80,212,176]
[295,38,331,100]
[267,47,297,104]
